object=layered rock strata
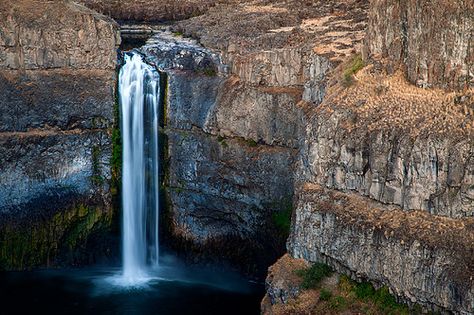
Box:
[238,1,474,313]
[76,0,220,22]
[146,0,369,275]
[283,56,474,314]
[288,184,474,314]
[0,0,120,269]
[298,66,474,218]
[365,0,474,90]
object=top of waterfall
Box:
[138,31,227,75]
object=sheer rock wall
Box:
[0,0,120,270]
[365,0,474,90]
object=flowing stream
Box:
[119,52,160,283]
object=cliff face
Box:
[139,33,299,275]
[76,0,220,22]
[2,0,472,312]
[282,0,474,313]
[0,0,120,269]
[298,67,474,218]
[365,0,474,90]
[129,0,368,276]
[288,185,474,313]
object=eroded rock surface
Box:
[365,0,474,90]
[0,0,120,269]
[285,52,474,312]
[2,1,473,313]
[77,0,220,22]
[0,0,118,70]
[137,32,299,275]
[298,66,474,218]
[288,184,474,314]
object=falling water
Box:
[119,52,160,283]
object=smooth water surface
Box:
[0,259,263,315]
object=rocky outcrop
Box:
[297,65,474,219]
[284,49,474,312]
[288,184,474,314]
[131,0,367,277]
[137,32,299,275]
[77,0,219,22]
[0,1,118,70]
[176,0,368,104]
[283,42,474,313]
[364,0,474,90]
[0,0,120,269]
[262,254,309,308]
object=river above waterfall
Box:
[0,258,263,315]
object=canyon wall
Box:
[139,33,300,275]
[365,0,474,90]
[155,0,368,276]
[1,0,472,312]
[288,185,474,313]
[0,0,120,269]
[281,0,474,313]
[76,0,220,22]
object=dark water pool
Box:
[0,259,264,315]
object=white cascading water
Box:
[119,52,160,284]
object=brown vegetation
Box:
[316,61,474,139]
[300,183,474,279]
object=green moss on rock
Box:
[0,203,113,271]
[111,81,122,197]
[269,196,293,239]
[296,262,333,289]
[342,54,364,87]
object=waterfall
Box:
[119,52,160,283]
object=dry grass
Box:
[316,62,474,139]
[264,254,412,315]
[176,0,368,62]
[299,183,474,283]
[267,254,310,286]
[243,5,289,14]
[301,183,474,248]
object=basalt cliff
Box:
[0,0,120,269]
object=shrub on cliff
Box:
[342,54,364,87]
[296,262,333,289]
[272,198,293,238]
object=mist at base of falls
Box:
[0,254,264,315]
